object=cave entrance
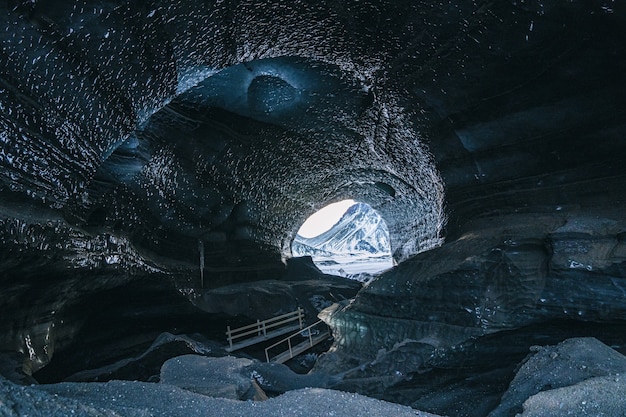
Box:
[292,200,394,280]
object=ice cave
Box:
[1,1,626,416]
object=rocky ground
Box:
[2,337,626,416]
[490,338,626,416]
[0,377,439,417]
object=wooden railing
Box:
[264,319,331,363]
[225,308,304,352]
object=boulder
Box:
[490,337,626,416]
[159,355,264,400]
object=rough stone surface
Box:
[159,354,336,399]
[159,355,255,400]
[519,376,626,417]
[0,376,442,417]
[489,337,626,417]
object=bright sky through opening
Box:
[297,199,356,238]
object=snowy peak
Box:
[292,203,391,257]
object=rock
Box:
[159,353,336,400]
[245,361,336,395]
[196,278,361,321]
[1,375,444,417]
[159,355,260,400]
[489,337,626,416]
[317,219,556,369]
[60,332,221,383]
[0,375,114,417]
[0,351,38,385]
[318,212,626,374]
[518,376,626,416]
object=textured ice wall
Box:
[92,55,446,272]
[0,1,446,369]
[0,2,445,266]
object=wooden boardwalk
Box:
[225,308,332,364]
[225,308,304,352]
[264,320,331,364]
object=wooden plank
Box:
[270,332,330,364]
[225,323,303,352]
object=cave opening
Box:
[291,199,394,279]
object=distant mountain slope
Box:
[292,203,391,257]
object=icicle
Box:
[198,239,205,288]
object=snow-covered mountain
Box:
[292,203,391,258]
